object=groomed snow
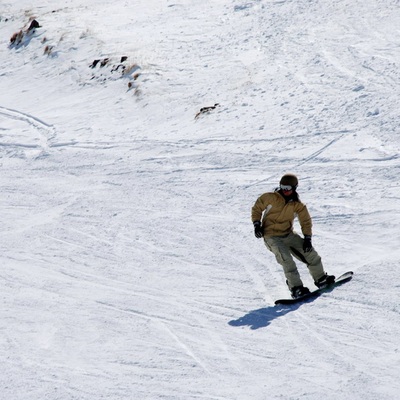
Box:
[1,1,399,399]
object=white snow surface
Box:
[1,0,400,399]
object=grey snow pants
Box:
[264,232,325,289]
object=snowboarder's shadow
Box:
[228,297,318,330]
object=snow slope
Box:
[1,0,399,399]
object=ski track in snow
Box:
[1,0,400,399]
[0,105,54,158]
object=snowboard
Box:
[274,271,353,305]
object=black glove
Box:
[303,235,313,252]
[253,221,263,238]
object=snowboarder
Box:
[251,173,335,298]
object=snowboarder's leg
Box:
[264,236,303,288]
[284,232,325,282]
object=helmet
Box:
[280,174,298,189]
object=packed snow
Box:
[1,0,399,399]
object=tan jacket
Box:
[251,191,312,238]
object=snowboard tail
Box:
[274,271,353,305]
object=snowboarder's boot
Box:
[314,273,336,288]
[290,285,311,299]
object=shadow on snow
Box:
[228,296,318,330]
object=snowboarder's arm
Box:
[297,203,312,236]
[251,194,270,222]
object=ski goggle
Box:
[280,184,294,191]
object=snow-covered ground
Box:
[1,1,400,399]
